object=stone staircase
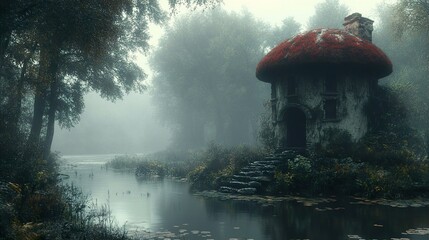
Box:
[219,150,298,195]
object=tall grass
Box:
[106,150,202,178]
[0,152,131,240]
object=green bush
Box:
[354,132,419,165]
[356,163,429,198]
[135,161,166,178]
[272,154,429,198]
[106,151,201,178]
[273,156,361,195]
[315,128,354,158]
[188,144,265,191]
[106,155,142,170]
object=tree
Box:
[307,0,349,29]
[0,0,222,182]
[151,9,271,149]
[374,2,429,155]
[267,17,301,48]
[393,0,429,36]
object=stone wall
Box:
[271,73,373,150]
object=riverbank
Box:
[0,154,131,240]
[194,190,429,208]
[58,158,429,240]
[106,145,429,200]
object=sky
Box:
[223,0,391,27]
[52,0,397,155]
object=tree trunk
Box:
[43,76,59,161]
[24,44,59,161]
[6,46,35,136]
[23,85,46,160]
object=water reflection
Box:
[61,155,429,240]
[203,198,429,240]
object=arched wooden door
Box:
[285,108,306,148]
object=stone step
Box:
[253,160,282,165]
[237,187,257,195]
[239,170,275,176]
[245,164,276,170]
[226,181,250,189]
[264,157,283,161]
[225,180,263,189]
[219,186,238,193]
[248,181,262,188]
[218,152,299,196]
[232,175,272,183]
[277,153,298,158]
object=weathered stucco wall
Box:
[271,73,372,150]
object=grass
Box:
[0,153,131,240]
[188,144,266,191]
[105,150,202,178]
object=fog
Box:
[52,0,402,155]
[4,0,429,238]
[52,92,171,155]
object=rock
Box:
[237,188,257,195]
[248,181,262,188]
[227,181,249,188]
[219,186,238,193]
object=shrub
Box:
[106,155,142,170]
[188,144,265,191]
[135,161,166,178]
[354,132,419,165]
[314,128,354,158]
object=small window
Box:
[324,99,337,119]
[287,76,297,96]
[325,74,337,93]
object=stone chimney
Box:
[343,13,374,42]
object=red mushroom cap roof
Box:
[256,29,392,82]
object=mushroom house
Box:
[256,13,392,152]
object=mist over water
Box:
[52,92,171,155]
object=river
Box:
[60,154,429,240]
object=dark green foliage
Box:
[314,128,354,158]
[0,153,130,240]
[273,156,361,196]
[356,163,429,198]
[354,132,420,165]
[135,161,166,178]
[367,86,409,133]
[272,155,429,198]
[188,144,265,191]
[362,85,427,163]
